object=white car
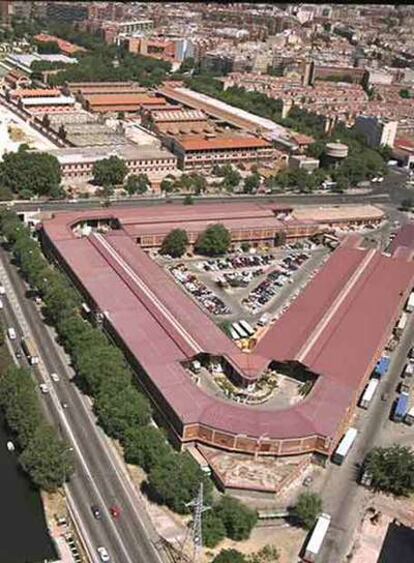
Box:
[39,383,49,394]
[7,327,16,340]
[97,546,110,562]
[50,372,60,382]
[0,284,5,295]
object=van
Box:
[0,299,3,309]
[7,327,16,340]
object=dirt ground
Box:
[204,524,305,562]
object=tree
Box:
[183,194,194,205]
[213,549,247,563]
[400,88,412,99]
[36,40,60,54]
[195,224,231,256]
[215,496,258,541]
[123,426,171,472]
[291,492,322,530]
[0,147,61,197]
[94,383,151,439]
[400,198,414,211]
[274,231,287,246]
[363,445,414,496]
[19,424,74,492]
[190,173,207,194]
[201,509,226,548]
[180,57,195,73]
[92,156,128,187]
[160,177,175,194]
[249,545,280,563]
[160,229,189,258]
[244,173,261,193]
[125,173,150,195]
[148,453,213,513]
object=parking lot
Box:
[159,239,331,334]
[169,263,231,315]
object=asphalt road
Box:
[319,312,414,563]
[0,246,165,563]
[8,191,391,214]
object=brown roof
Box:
[85,94,167,107]
[178,136,272,151]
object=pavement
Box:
[318,309,414,563]
[0,246,166,563]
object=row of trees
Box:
[160,224,231,258]
[160,173,207,195]
[0,365,74,491]
[0,210,256,546]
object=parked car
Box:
[51,372,60,382]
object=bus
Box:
[332,427,358,465]
[232,322,249,339]
[21,337,39,365]
[303,513,331,562]
[239,319,255,337]
[359,379,379,410]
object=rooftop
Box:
[47,144,176,165]
[41,203,414,447]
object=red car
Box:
[109,505,121,519]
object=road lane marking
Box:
[0,256,136,563]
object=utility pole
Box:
[181,482,210,563]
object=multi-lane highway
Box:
[0,245,166,563]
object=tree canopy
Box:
[125,173,151,195]
[0,146,62,198]
[0,365,74,491]
[363,445,414,496]
[195,224,231,256]
[291,492,322,530]
[213,549,247,563]
[215,496,258,541]
[92,156,128,187]
[160,229,189,258]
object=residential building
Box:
[355,116,398,148]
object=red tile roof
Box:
[11,88,61,98]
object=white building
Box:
[355,116,398,148]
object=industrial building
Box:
[40,202,409,464]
